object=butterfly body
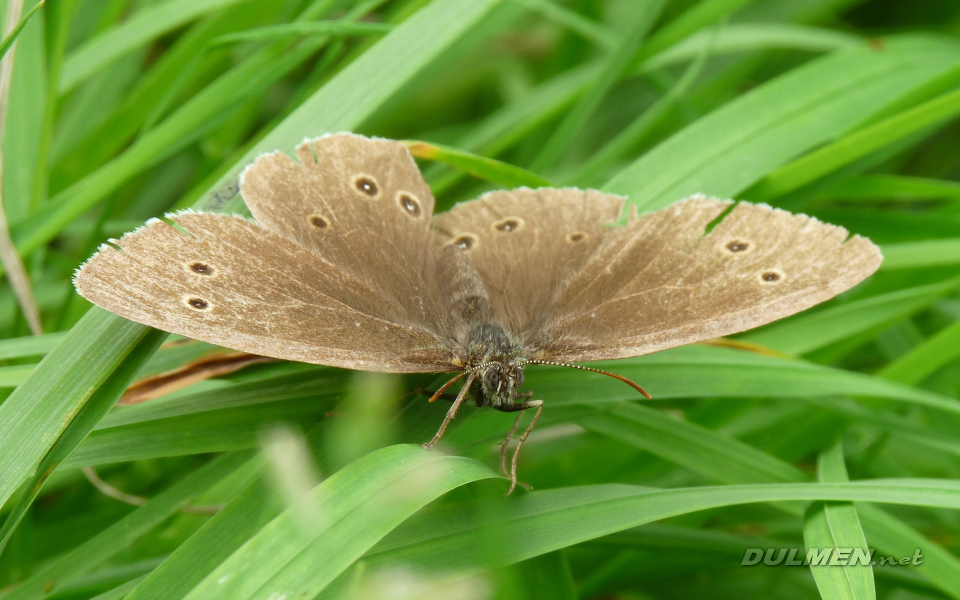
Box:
[74,133,883,494]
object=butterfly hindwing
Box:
[433,193,882,361]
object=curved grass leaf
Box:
[210,21,394,46]
[877,319,960,385]
[740,276,960,354]
[60,0,251,93]
[527,345,960,414]
[881,238,960,270]
[406,140,553,188]
[817,174,960,202]
[749,85,960,201]
[0,0,43,64]
[605,36,960,210]
[2,451,252,600]
[0,329,165,554]
[804,442,875,600]
[180,445,495,600]
[0,312,151,511]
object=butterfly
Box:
[74,133,882,493]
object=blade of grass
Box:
[0,0,42,63]
[571,18,717,186]
[740,276,960,354]
[59,0,252,93]
[405,140,553,188]
[510,0,615,50]
[748,85,960,201]
[816,174,960,202]
[628,0,758,68]
[604,36,960,211]
[0,0,40,335]
[2,451,252,600]
[370,480,960,576]
[181,445,495,600]
[211,20,393,46]
[0,329,166,554]
[525,345,960,415]
[880,238,960,270]
[529,0,664,171]
[0,311,153,511]
[876,319,960,385]
[804,442,875,600]
[641,23,861,72]
[577,393,960,598]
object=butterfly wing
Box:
[75,135,465,373]
[432,191,882,361]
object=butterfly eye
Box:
[483,367,501,390]
[514,369,525,388]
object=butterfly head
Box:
[477,362,526,407]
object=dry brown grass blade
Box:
[698,337,795,359]
[118,351,275,405]
[0,0,41,336]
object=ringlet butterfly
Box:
[75,133,882,493]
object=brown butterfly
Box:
[74,134,882,493]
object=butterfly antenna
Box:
[520,360,652,399]
[427,371,468,403]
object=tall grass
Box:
[1,0,960,598]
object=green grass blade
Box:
[628,0,757,68]
[749,86,960,201]
[0,331,64,359]
[0,329,166,554]
[372,480,960,574]
[2,451,252,600]
[181,445,495,600]
[0,0,43,63]
[641,23,861,72]
[529,0,664,171]
[740,276,960,354]
[405,140,553,188]
[210,21,393,46]
[0,311,152,511]
[579,402,806,485]
[881,238,960,270]
[876,319,960,385]
[816,174,960,202]
[125,474,275,600]
[604,36,960,210]
[526,345,960,414]
[804,442,875,600]
[59,0,252,93]
[510,0,615,49]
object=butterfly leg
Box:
[499,412,524,479]
[495,399,544,495]
[422,372,477,450]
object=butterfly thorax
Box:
[466,322,527,408]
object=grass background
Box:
[0,0,959,598]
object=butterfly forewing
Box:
[75,139,464,373]
[240,134,444,327]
